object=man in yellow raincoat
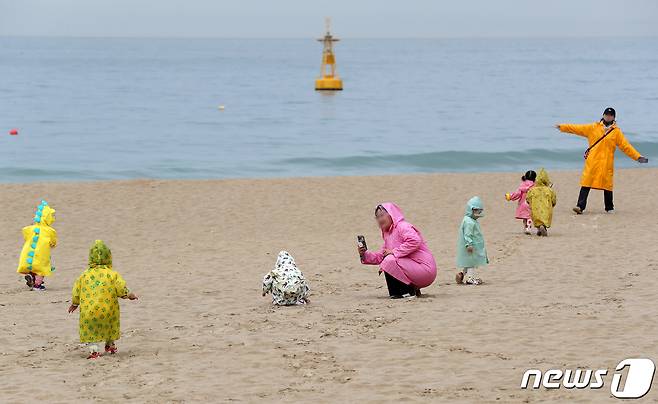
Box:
[556,107,648,214]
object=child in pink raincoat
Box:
[505,170,536,234]
[358,203,437,299]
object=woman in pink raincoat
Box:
[357,203,437,298]
[505,170,536,234]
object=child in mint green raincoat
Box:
[456,196,489,285]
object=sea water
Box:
[1,37,656,182]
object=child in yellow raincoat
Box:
[17,200,57,291]
[68,240,138,359]
[526,169,557,237]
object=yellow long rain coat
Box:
[526,169,557,228]
[17,203,57,277]
[558,122,641,191]
[72,241,130,343]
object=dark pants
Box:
[577,186,614,211]
[384,272,415,297]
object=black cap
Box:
[603,107,616,117]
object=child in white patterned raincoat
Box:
[262,251,309,305]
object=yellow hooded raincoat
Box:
[72,240,130,343]
[17,202,57,277]
[558,122,641,191]
[526,169,557,228]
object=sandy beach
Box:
[1,168,657,403]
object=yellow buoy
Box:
[315,18,343,91]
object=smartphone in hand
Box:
[357,235,367,258]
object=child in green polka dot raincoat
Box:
[68,240,138,359]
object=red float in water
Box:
[9,129,19,135]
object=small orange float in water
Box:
[9,129,18,135]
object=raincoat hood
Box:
[464,196,485,218]
[377,203,407,234]
[378,202,405,225]
[34,200,55,226]
[535,169,552,187]
[275,250,296,269]
[89,240,112,267]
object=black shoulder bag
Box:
[584,127,616,160]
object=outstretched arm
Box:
[615,130,645,162]
[361,246,385,265]
[508,186,524,201]
[555,123,591,137]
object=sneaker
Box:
[105,344,118,354]
[390,293,415,300]
[465,277,483,285]
[538,225,548,237]
[87,352,102,360]
[573,207,583,214]
[24,274,34,288]
[32,284,46,291]
[605,209,615,214]
[455,272,464,284]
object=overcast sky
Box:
[1,0,657,38]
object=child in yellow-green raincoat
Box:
[17,200,57,291]
[68,240,138,359]
[526,169,557,237]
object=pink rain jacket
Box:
[508,179,534,220]
[361,203,437,288]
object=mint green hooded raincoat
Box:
[456,196,489,268]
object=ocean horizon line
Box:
[2,34,657,41]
